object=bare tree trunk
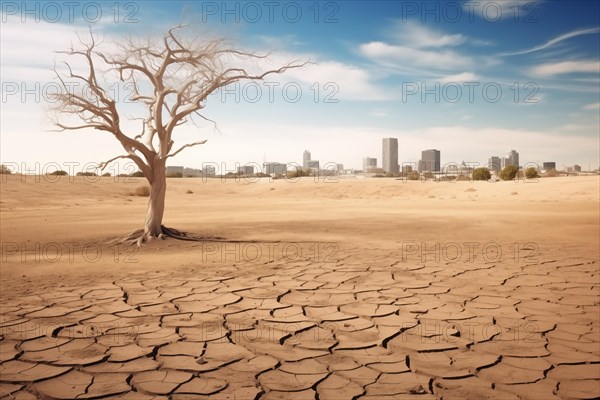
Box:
[144,157,166,238]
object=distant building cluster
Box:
[362,140,526,178]
[488,150,519,172]
[163,140,589,179]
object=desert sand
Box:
[0,174,599,399]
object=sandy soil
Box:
[0,174,598,399]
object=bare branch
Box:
[166,140,207,159]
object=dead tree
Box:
[52,27,305,245]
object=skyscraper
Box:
[488,156,501,172]
[382,138,399,174]
[418,149,440,172]
[507,150,519,168]
[303,150,311,169]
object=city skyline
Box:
[160,146,586,177]
[1,1,598,171]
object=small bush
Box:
[406,171,420,180]
[186,189,193,194]
[167,172,183,178]
[524,167,539,179]
[102,172,111,177]
[457,175,470,181]
[544,169,559,177]
[473,167,491,181]
[130,171,145,178]
[76,171,98,177]
[47,170,68,176]
[132,186,150,197]
[287,168,310,178]
[0,164,12,174]
[423,172,435,180]
[500,165,519,181]
[439,175,456,181]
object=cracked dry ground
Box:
[1,247,599,400]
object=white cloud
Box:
[439,72,478,83]
[463,0,542,20]
[500,27,600,56]
[369,109,389,118]
[359,41,472,71]
[282,59,391,101]
[395,21,466,48]
[583,102,600,111]
[530,60,600,77]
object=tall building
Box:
[543,162,556,171]
[382,138,399,173]
[574,164,582,172]
[363,157,377,171]
[488,156,501,172]
[507,150,519,168]
[303,150,311,169]
[418,149,441,172]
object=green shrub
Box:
[167,172,183,178]
[406,171,420,180]
[287,168,310,178]
[76,171,98,176]
[500,165,519,181]
[102,172,111,177]
[524,167,539,179]
[47,170,68,176]
[130,171,145,177]
[473,167,491,181]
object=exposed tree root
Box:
[108,225,224,247]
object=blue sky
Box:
[1,0,599,172]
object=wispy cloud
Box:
[583,102,600,111]
[359,41,472,71]
[531,60,600,77]
[357,22,502,78]
[500,27,600,56]
[463,0,543,20]
[392,21,466,48]
[439,72,479,83]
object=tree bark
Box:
[144,157,167,237]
